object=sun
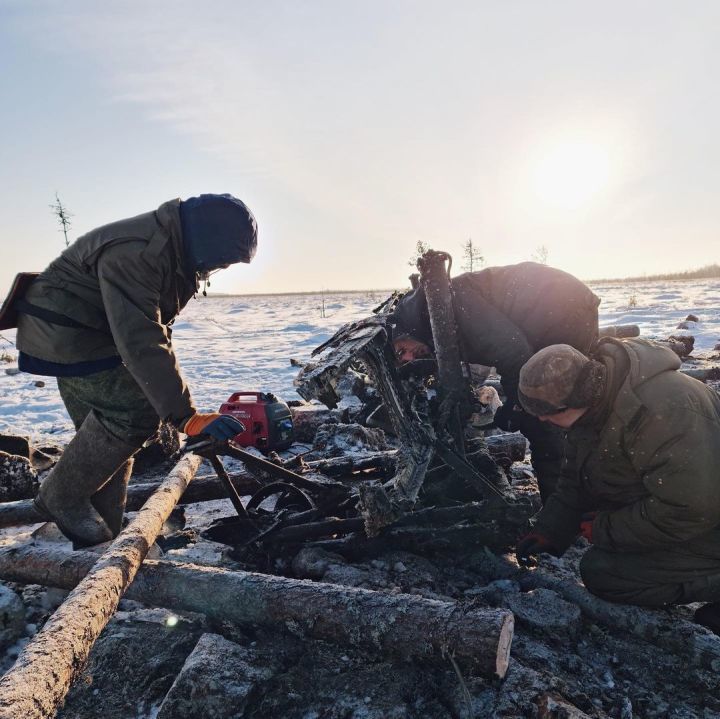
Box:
[531,139,611,211]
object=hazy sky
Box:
[1,1,718,294]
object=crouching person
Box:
[14,194,256,547]
[390,262,600,501]
[515,338,720,634]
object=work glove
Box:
[579,512,596,543]
[183,413,245,441]
[515,531,558,566]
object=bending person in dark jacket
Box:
[15,194,256,546]
[390,262,600,500]
[515,339,720,635]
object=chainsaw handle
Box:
[227,391,266,402]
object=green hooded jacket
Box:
[535,338,720,553]
[16,200,198,427]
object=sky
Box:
[0,0,718,295]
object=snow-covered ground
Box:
[1,280,719,444]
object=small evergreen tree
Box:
[462,238,484,272]
[50,193,73,247]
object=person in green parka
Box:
[14,194,256,547]
[515,337,720,635]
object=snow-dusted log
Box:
[0,499,44,527]
[0,542,514,679]
[0,453,202,719]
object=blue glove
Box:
[184,413,245,440]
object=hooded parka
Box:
[16,200,198,428]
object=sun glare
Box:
[531,140,611,211]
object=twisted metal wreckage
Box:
[0,249,538,717]
[295,249,532,538]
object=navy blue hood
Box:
[179,194,257,272]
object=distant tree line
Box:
[590,263,720,284]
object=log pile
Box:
[0,453,202,719]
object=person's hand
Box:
[579,512,596,542]
[516,532,557,566]
[183,413,245,440]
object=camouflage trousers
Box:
[579,530,720,607]
[58,364,161,448]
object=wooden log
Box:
[305,451,397,477]
[0,543,514,679]
[0,473,260,529]
[0,453,202,719]
[290,404,335,443]
[680,367,720,382]
[598,324,640,339]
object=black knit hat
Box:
[518,344,606,416]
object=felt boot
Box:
[35,410,136,546]
[90,458,133,538]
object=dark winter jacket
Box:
[17,200,198,427]
[391,262,600,403]
[534,338,720,553]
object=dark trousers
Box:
[580,530,720,607]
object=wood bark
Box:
[0,453,202,719]
[0,473,260,529]
[0,542,514,679]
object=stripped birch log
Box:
[0,453,202,719]
[0,542,514,679]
